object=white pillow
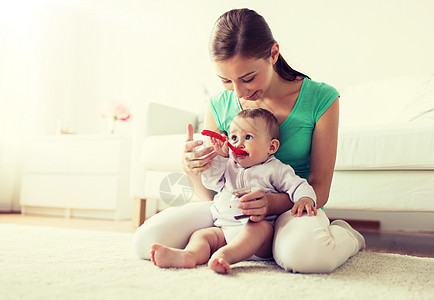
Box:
[339,74,434,127]
[400,74,434,122]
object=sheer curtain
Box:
[0,0,193,210]
[0,1,91,210]
[0,0,231,211]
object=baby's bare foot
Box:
[150,243,196,269]
[209,257,231,274]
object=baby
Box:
[151,108,317,274]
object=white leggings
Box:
[132,201,360,273]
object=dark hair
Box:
[236,108,279,140]
[209,8,309,81]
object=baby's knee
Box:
[259,220,274,238]
[190,228,215,241]
[248,220,274,237]
[191,227,226,249]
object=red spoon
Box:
[201,130,248,156]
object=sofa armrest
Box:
[130,102,199,198]
[142,102,199,136]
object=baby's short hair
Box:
[235,108,279,140]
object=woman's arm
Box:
[308,97,339,209]
[238,191,293,222]
[264,192,294,214]
[182,106,221,201]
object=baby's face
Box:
[229,117,274,167]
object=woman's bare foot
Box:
[150,243,196,269]
[208,256,231,274]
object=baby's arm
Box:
[200,135,230,192]
[273,162,317,216]
[201,155,229,193]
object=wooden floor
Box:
[0,213,135,233]
[1,213,433,258]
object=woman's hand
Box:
[291,197,317,217]
[182,124,218,175]
[238,190,270,222]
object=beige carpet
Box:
[0,224,433,300]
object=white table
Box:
[20,135,132,220]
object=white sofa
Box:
[130,75,434,231]
[327,75,434,231]
[130,102,201,225]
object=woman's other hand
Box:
[182,123,218,175]
[291,197,317,217]
[238,189,270,222]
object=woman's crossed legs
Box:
[134,202,363,274]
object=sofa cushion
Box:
[336,122,434,170]
[339,74,434,127]
[142,133,205,171]
[329,170,434,212]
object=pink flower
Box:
[112,103,130,121]
[102,102,131,121]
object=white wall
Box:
[275,0,434,89]
[1,0,433,210]
[1,0,433,136]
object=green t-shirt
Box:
[209,78,340,181]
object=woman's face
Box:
[214,55,275,101]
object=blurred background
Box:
[1,0,433,212]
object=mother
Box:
[133,8,365,273]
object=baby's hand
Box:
[291,197,317,217]
[210,137,229,158]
